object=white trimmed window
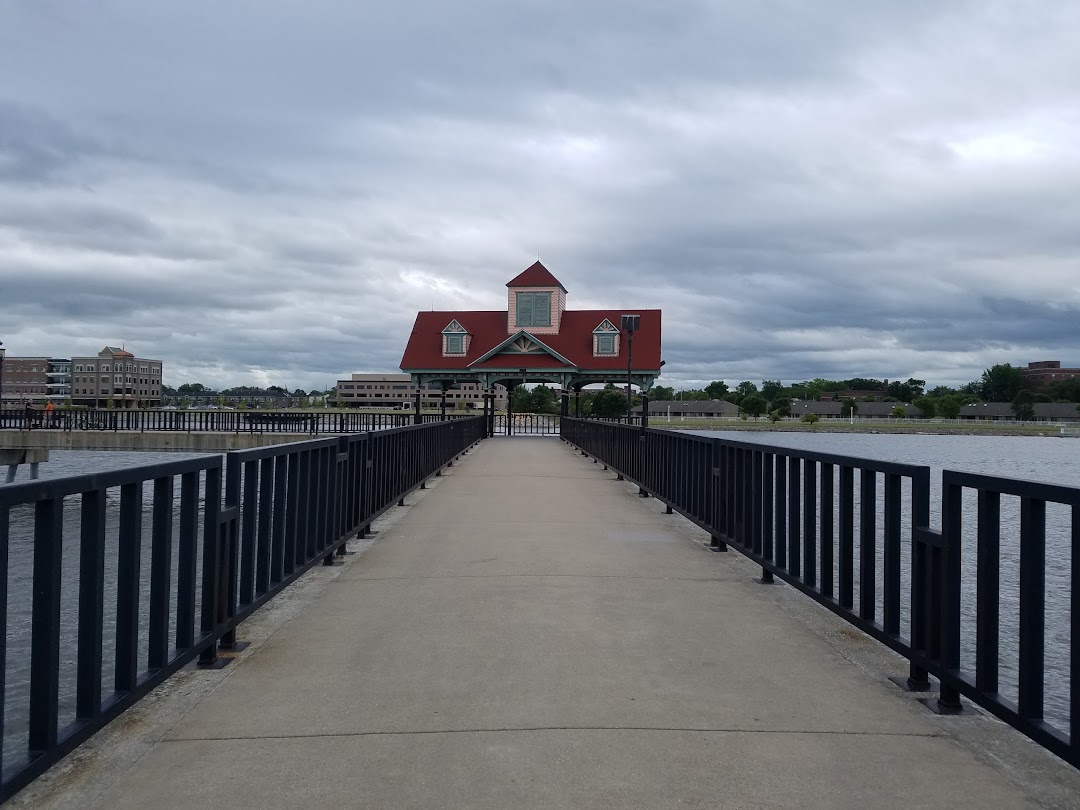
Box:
[593,319,619,355]
[442,320,467,355]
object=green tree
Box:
[1011,390,1036,421]
[650,385,675,401]
[735,381,759,400]
[840,399,858,417]
[768,410,783,423]
[761,380,785,402]
[979,364,1023,402]
[770,396,791,416]
[886,378,925,402]
[177,382,207,394]
[801,413,820,424]
[704,380,729,400]
[530,384,559,414]
[843,378,884,391]
[937,395,963,419]
[590,388,628,418]
[741,393,767,418]
[913,396,937,418]
[891,405,906,418]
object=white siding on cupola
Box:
[507,286,566,336]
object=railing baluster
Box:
[175,471,199,650]
[1018,496,1046,721]
[883,473,901,635]
[76,490,106,719]
[148,476,174,670]
[859,469,876,622]
[839,466,854,610]
[29,497,63,753]
[257,456,274,595]
[976,489,1001,693]
[240,459,258,605]
[788,456,801,578]
[820,464,834,600]
[775,456,787,570]
[115,482,143,692]
[803,460,817,588]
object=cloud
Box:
[1,0,1079,391]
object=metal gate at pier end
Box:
[492,414,560,436]
[0,417,486,802]
[560,417,1080,770]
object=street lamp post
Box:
[621,315,639,420]
[0,340,6,417]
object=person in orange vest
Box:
[45,399,55,426]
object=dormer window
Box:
[593,319,619,356]
[515,292,551,327]
[442,319,468,356]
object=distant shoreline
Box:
[651,421,1075,438]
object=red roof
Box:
[506,261,567,292]
[400,309,662,373]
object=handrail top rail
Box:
[226,434,346,462]
[0,454,222,505]
[943,468,1080,504]
[563,417,931,478]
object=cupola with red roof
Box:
[505,261,567,335]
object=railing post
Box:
[907,469,932,691]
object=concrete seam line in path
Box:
[162,726,944,743]
[339,574,727,582]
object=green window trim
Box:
[516,292,552,327]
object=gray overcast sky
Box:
[1,1,1078,391]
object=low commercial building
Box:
[336,373,507,410]
[634,400,739,418]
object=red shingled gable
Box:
[400,309,661,372]
[505,261,567,292]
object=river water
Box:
[3,437,1078,765]
[691,430,1078,733]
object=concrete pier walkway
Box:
[24,438,1080,808]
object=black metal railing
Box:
[561,417,1080,769]
[0,409,480,434]
[0,416,485,801]
[495,414,560,435]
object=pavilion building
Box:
[400,262,662,414]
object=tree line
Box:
[651,364,1080,421]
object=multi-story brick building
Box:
[336,373,506,410]
[1020,361,1080,387]
[0,356,50,405]
[70,347,164,408]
